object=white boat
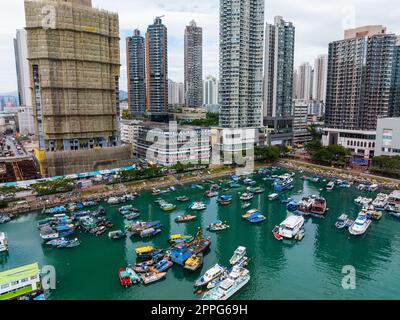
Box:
[202,266,250,301]
[195,264,226,288]
[229,246,247,265]
[326,181,335,191]
[354,196,373,207]
[372,193,388,210]
[368,184,379,192]
[277,215,305,239]
[189,202,207,211]
[240,193,254,201]
[348,212,372,236]
[268,193,279,201]
[0,232,8,252]
[107,197,120,205]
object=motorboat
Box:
[140,272,167,285]
[217,195,233,205]
[135,246,163,260]
[205,190,218,198]
[0,215,11,224]
[287,201,298,212]
[175,215,197,223]
[310,197,327,216]
[188,202,207,211]
[194,263,227,288]
[276,215,305,239]
[241,203,251,209]
[348,212,372,236]
[372,193,389,210]
[119,268,132,287]
[268,193,279,201]
[229,246,246,265]
[201,266,250,301]
[0,232,8,252]
[108,230,127,240]
[367,184,379,192]
[246,213,266,223]
[124,267,141,285]
[176,196,190,202]
[335,214,351,229]
[273,174,294,191]
[140,228,161,238]
[242,209,259,220]
[160,203,176,212]
[207,220,230,232]
[168,234,194,244]
[240,193,254,201]
[150,259,173,273]
[326,181,335,191]
[297,197,314,214]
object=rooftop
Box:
[0,263,39,286]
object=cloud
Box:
[0,0,399,93]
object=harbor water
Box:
[1,170,400,300]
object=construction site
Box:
[24,0,132,177]
[0,159,41,183]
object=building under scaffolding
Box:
[24,0,132,177]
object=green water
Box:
[1,169,400,300]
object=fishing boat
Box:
[205,190,218,198]
[141,272,167,285]
[118,205,139,214]
[188,202,207,211]
[268,193,279,201]
[229,246,246,265]
[175,215,197,223]
[240,193,254,201]
[108,230,126,240]
[276,215,305,240]
[241,203,251,209]
[310,197,327,216]
[201,266,250,301]
[150,259,173,273]
[126,220,162,234]
[160,203,176,212]
[168,234,194,244]
[119,268,132,287]
[207,220,230,232]
[124,212,141,220]
[169,242,193,266]
[217,195,233,205]
[326,181,335,191]
[348,212,372,236]
[176,196,190,202]
[135,246,163,260]
[0,232,8,252]
[297,197,314,214]
[246,213,266,224]
[184,253,203,272]
[273,174,294,191]
[242,209,259,220]
[140,228,161,238]
[188,228,211,255]
[125,267,141,284]
[194,264,227,288]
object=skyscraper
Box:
[126,29,146,116]
[263,16,295,145]
[323,25,398,159]
[145,17,168,121]
[313,54,328,103]
[295,62,313,100]
[25,0,131,176]
[184,20,203,108]
[390,36,400,117]
[219,0,264,128]
[14,29,34,135]
[203,75,219,106]
[168,80,184,106]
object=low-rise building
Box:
[375,118,400,157]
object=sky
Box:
[1,0,400,93]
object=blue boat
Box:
[217,195,233,205]
[151,259,173,273]
[55,224,75,237]
[280,198,293,204]
[287,201,299,212]
[246,213,266,223]
[273,175,294,191]
[169,242,193,266]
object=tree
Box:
[122,110,130,120]
[254,146,280,162]
[371,155,400,178]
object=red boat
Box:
[119,268,132,287]
[310,197,327,215]
[272,226,283,241]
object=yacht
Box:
[268,193,279,201]
[229,246,246,265]
[348,212,372,236]
[273,174,294,191]
[189,202,207,211]
[326,181,335,191]
[240,193,254,201]
[195,264,226,288]
[277,215,305,239]
[310,197,327,216]
[372,193,388,210]
[202,266,250,301]
[0,232,8,252]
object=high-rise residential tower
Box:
[323,25,398,159]
[24,0,131,176]
[184,20,203,108]
[14,29,34,136]
[295,62,313,100]
[390,36,400,117]
[145,17,168,121]
[313,54,328,103]
[263,16,295,145]
[203,75,219,106]
[126,29,146,116]
[219,0,264,128]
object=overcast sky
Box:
[1,0,400,93]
